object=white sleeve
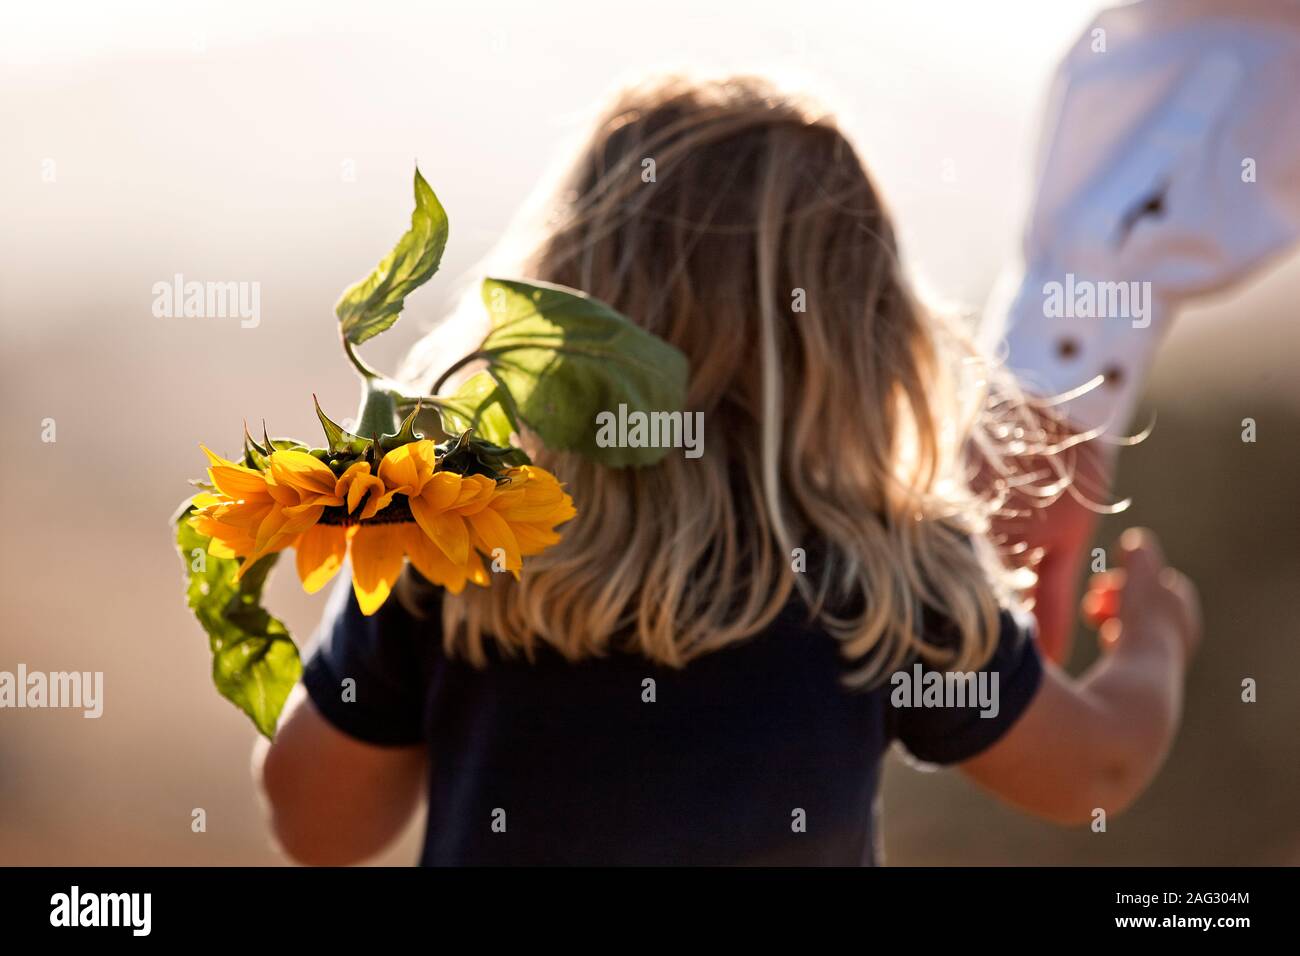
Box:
[985,0,1300,430]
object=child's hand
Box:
[963,527,1200,825]
[1080,528,1201,665]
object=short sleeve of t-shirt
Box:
[301,575,438,746]
[889,607,1044,765]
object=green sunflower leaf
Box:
[476,277,689,467]
[435,370,520,447]
[335,167,449,346]
[174,502,300,738]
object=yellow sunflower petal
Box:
[208,463,270,500]
[376,444,420,495]
[264,481,299,506]
[407,439,440,472]
[403,526,470,594]
[335,462,372,501]
[234,534,293,579]
[205,537,242,559]
[497,495,575,525]
[349,525,408,615]
[492,467,574,523]
[410,495,471,565]
[200,444,238,468]
[451,475,497,515]
[254,507,290,550]
[464,550,492,588]
[190,514,255,557]
[283,505,325,537]
[346,472,385,515]
[421,471,463,511]
[294,523,348,594]
[510,521,563,555]
[268,450,339,496]
[357,490,397,522]
[378,440,441,495]
[468,507,521,572]
[216,497,270,525]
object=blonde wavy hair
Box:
[402,73,1072,682]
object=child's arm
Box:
[252,685,426,865]
[959,529,1200,825]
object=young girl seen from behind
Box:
[256,75,1200,866]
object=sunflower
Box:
[190,439,575,615]
[190,446,349,569]
[356,440,577,611]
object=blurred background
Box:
[2,0,1296,865]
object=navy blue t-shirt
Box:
[302,574,1042,865]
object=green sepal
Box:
[435,429,530,478]
[243,422,269,469]
[378,400,426,453]
[314,394,370,457]
[241,422,311,471]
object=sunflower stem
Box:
[431,350,488,395]
[355,382,399,440]
[342,333,385,381]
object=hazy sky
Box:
[5,0,1296,396]
[4,0,1101,313]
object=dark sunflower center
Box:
[318,492,415,526]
